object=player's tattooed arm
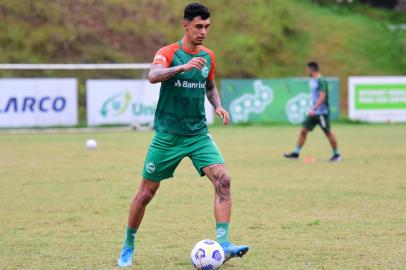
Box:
[148,57,207,84]
[205,80,222,109]
[148,64,184,84]
[206,80,230,125]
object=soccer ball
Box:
[86,139,97,150]
[191,239,225,270]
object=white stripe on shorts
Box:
[320,115,326,128]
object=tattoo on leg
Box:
[208,165,231,204]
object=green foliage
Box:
[1,0,404,74]
[0,0,404,114]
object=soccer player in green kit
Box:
[117,3,249,267]
[284,62,341,162]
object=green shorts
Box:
[302,114,331,133]
[142,132,225,181]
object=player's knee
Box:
[324,129,334,137]
[221,174,231,191]
[300,129,308,137]
[215,172,231,196]
[136,189,155,206]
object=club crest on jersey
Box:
[145,161,155,173]
[202,65,209,78]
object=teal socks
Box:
[216,222,229,244]
[124,226,137,248]
[293,145,302,154]
[333,149,340,156]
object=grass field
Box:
[0,124,405,269]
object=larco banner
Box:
[220,78,340,124]
[86,80,214,126]
[0,78,78,127]
[349,77,406,122]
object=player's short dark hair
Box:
[184,3,210,21]
[307,61,319,71]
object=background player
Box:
[284,62,341,162]
[117,3,249,267]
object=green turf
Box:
[0,124,405,269]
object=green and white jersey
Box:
[152,41,216,135]
[310,76,329,115]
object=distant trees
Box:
[395,0,406,11]
[313,0,406,10]
[359,0,398,9]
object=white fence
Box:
[0,63,150,70]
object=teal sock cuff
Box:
[294,146,301,154]
[216,222,229,244]
[124,226,137,248]
[333,149,340,155]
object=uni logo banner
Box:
[100,91,132,117]
[86,80,215,126]
[86,80,160,126]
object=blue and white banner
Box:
[86,80,215,127]
[0,79,78,127]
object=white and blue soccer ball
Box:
[191,239,225,270]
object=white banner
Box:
[86,80,214,127]
[349,77,406,123]
[0,79,78,127]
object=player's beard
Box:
[195,36,205,45]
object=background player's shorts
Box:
[302,114,331,133]
[142,132,225,182]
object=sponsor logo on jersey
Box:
[175,80,182,87]
[174,80,206,89]
[145,161,155,173]
[153,54,167,65]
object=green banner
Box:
[355,84,406,110]
[220,78,340,124]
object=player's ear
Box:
[182,19,189,29]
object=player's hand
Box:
[308,109,316,116]
[308,110,315,116]
[215,107,230,125]
[182,57,207,72]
